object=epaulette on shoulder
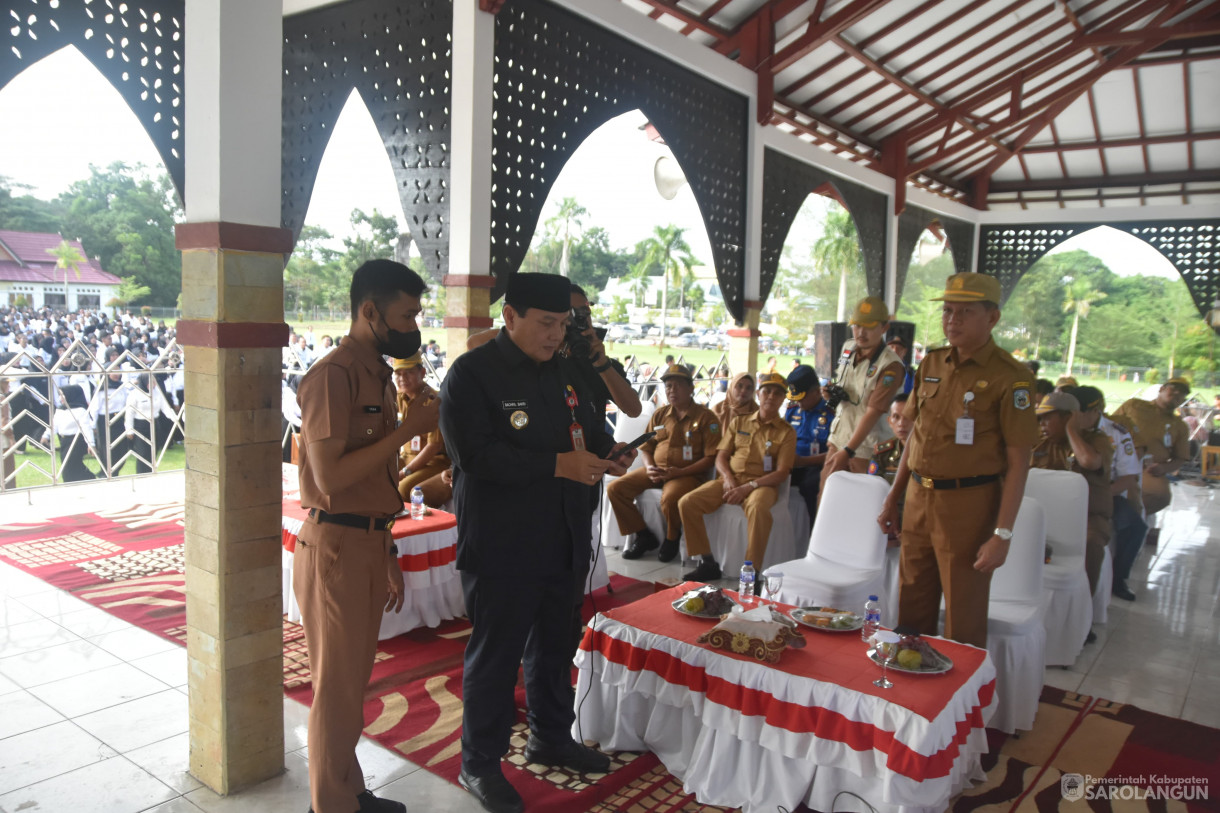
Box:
[875,438,897,453]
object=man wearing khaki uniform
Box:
[609,364,720,562]
[679,372,796,580]
[394,351,451,506]
[296,259,438,813]
[820,296,905,493]
[878,273,1039,648]
[1111,378,1191,525]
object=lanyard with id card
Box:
[565,385,586,451]
[763,439,774,472]
[682,428,693,462]
[956,391,975,445]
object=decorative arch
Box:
[491,0,748,319]
[895,204,974,310]
[281,0,452,279]
[980,220,1218,317]
[760,147,888,307]
[0,0,185,197]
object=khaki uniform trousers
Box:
[1142,472,1171,515]
[606,467,703,540]
[898,479,1001,648]
[817,443,871,506]
[398,459,451,507]
[294,519,390,813]
[678,478,778,572]
[1085,519,1112,596]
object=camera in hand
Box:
[566,308,593,359]
[823,383,849,410]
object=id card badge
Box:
[682,445,693,462]
[955,417,975,445]
[410,435,422,452]
[569,424,586,452]
[763,454,774,472]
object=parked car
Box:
[673,333,700,347]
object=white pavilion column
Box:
[728,99,765,376]
[176,0,287,794]
[444,0,497,356]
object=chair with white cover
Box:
[788,496,811,560]
[1092,542,1113,625]
[985,496,1048,733]
[698,478,797,577]
[1024,468,1093,666]
[770,472,889,612]
[600,402,661,550]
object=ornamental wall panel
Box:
[895,205,974,310]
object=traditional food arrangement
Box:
[672,585,738,618]
[789,606,864,632]
[869,632,954,674]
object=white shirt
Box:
[54,406,96,448]
[124,385,176,434]
[1099,414,1141,481]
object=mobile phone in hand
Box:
[608,431,656,460]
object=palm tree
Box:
[811,207,862,322]
[639,225,695,350]
[626,260,650,308]
[46,239,86,310]
[546,197,587,278]
[1062,277,1105,375]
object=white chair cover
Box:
[600,402,657,550]
[985,497,1048,733]
[700,478,797,577]
[788,496,811,560]
[1093,543,1113,625]
[772,472,889,613]
[1024,469,1093,666]
[881,546,901,629]
[587,492,611,592]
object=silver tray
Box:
[867,645,953,675]
[790,607,864,633]
[671,594,739,619]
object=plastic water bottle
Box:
[738,561,756,603]
[410,486,425,520]
[862,595,881,642]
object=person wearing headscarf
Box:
[713,371,758,429]
[54,384,96,482]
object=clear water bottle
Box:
[410,486,425,520]
[862,595,881,642]
[738,561,756,603]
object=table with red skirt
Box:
[575,583,997,813]
[281,501,465,639]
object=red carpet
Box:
[3,509,1216,812]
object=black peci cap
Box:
[505,273,571,313]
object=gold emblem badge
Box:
[976,380,989,389]
[510,410,529,429]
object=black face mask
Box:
[372,307,422,360]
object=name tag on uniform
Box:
[362,405,382,413]
[410,435,422,452]
[682,445,693,461]
[956,417,975,445]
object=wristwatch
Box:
[593,360,612,373]
[993,527,1013,541]
[750,480,759,490]
[843,446,856,458]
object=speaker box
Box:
[814,322,850,381]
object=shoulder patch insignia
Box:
[881,372,896,389]
[1013,380,1031,389]
[1014,388,1031,410]
[868,460,879,475]
[976,380,989,389]
[867,363,878,377]
[1123,438,1134,455]
[710,423,719,433]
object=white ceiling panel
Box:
[1146,143,1189,173]
[1102,146,1146,174]
[1053,94,1099,143]
[1189,61,1220,129]
[1091,71,1140,139]
[1138,64,1188,134]
[1192,140,1220,167]
[1065,150,1104,178]
[1022,152,1065,178]
[991,155,1027,182]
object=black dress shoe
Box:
[657,538,680,562]
[459,769,524,813]
[1085,630,1097,644]
[358,790,406,813]
[1112,581,1136,601]
[523,735,611,774]
[682,559,722,582]
[621,528,660,560]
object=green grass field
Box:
[7,443,185,490]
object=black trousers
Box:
[1112,495,1148,584]
[460,567,585,777]
[130,418,155,474]
[57,434,95,482]
[96,412,128,475]
[791,465,823,525]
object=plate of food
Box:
[790,606,863,632]
[672,586,739,619]
[868,634,954,674]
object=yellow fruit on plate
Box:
[896,649,923,670]
[683,596,705,613]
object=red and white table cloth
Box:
[575,583,996,813]
[281,501,464,638]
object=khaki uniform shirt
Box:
[642,402,721,468]
[1111,398,1190,464]
[828,340,905,457]
[398,384,448,470]
[719,412,797,483]
[904,338,1040,479]
[1031,430,1114,519]
[297,336,401,517]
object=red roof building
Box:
[0,230,121,311]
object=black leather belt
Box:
[309,508,396,532]
[911,472,1000,490]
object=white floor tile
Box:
[87,625,179,661]
[284,697,311,752]
[0,616,81,658]
[1042,667,1084,694]
[0,637,124,688]
[130,647,189,688]
[57,603,144,637]
[142,799,208,813]
[125,732,204,795]
[0,671,20,696]
[0,720,118,795]
[0,596,45,626]
[374,762,486,813]
[29,661,172,718]
[0,688,66,739]
[0,753,176,813]
[14,588,96,619]
[74,689,189,753]
[1076,675,1187,718]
